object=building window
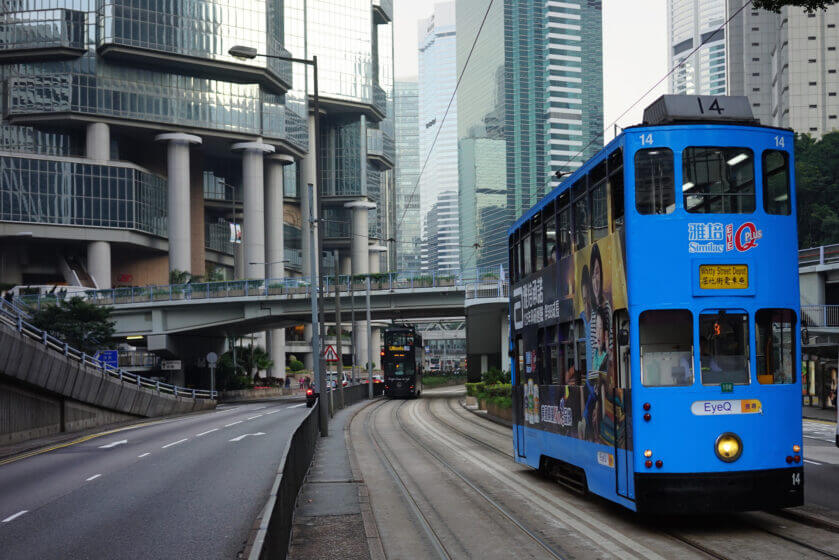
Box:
[752,87,760,92]
[752,72,760,77]
[810,104,818,108]
[809,36,817,40]
[809,59,817,63]
[752,58,760,62]
[809,82,818,85]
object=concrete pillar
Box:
[371,327,382,370]
[265,154,293,378]
[369,245,387,274]
[87,241,111,289]
[355,327,368,371]
[232,141,275,280]
[86,123,110,161]
[156,133,202,275]
[344,201,376,275]
[340,255,352,275]
[300,114,318,280]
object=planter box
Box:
[486,401,513,423]
[479,398,486,410]
[465,396,477,407]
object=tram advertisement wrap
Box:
[515,230,629,449]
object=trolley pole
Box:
[334,250,344,409]
[366,276,373,400]
[308,183,327,437]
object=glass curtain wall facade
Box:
[395,81,422,271]
[667,0,727,96]
[418,1,460,273]
[457,0,603,269]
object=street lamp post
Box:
[229,45,327,437]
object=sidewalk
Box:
[287,398,383,560]
[803,405,837,423]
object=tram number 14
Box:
[697,97,724,115]
[792,472,801,487]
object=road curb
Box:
[459,399,513,428]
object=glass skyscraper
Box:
[418,1,460,273]
[394,81,422,271]
[667,0,727,95]
[457,0,603,269]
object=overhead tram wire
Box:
[318,218,487,250]
[396,0,495,235]
[549,0,755,181]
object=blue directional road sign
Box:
[95,350,118,369]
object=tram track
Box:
[363,399,454,560]
[394,398,570,560]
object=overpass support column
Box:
[368,245,387,274]
[345,200,375,372]
[156,133,202,274]
[371,327,382,370]
[233,141,275,281]
[86,123,110,162]
[265,154,294,378]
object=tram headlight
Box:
[715,433,743,463]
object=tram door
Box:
[613,310,634,500]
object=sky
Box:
[392,0,668,140]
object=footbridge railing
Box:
[0,299,217,400]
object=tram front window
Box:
[683,147,755,214]
[385,361,414,376]
[640,310,693,387]
[699,311,750,385]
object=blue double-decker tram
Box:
[508,95,802,513]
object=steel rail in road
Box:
[364,399,453,560]
[393,399,569,560]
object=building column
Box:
[368,245,387,274]
[232,141,275,280]
[265,154,294,378]
[86,123,110,162]
[87,240,111,289]
[344,201,376,275]
[156,133,202,275]
[340,254,352,275]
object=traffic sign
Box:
[95,350,118,369]
[324,345,339,362]
[206,352,218,366]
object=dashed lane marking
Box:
[804,459,823,465]
[2,511,27,523]
[225,421,243,427]
[196,428,219,437]
[161,439,188,449]
[138,453,150,458]
[85,474,101,481]
[287,403,306,409]
[264,410,280,415]
[247,415,264,420]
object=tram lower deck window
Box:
[755,309,796,384]
[699,311,750,385]
[640,310,693,386]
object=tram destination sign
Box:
[699,264,748,289]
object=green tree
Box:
[795,132,839,249]
[752,0,838,12]
[31,297,116,355]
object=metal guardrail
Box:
[801,305,839,328]
[0,299,216,400]
[18,268,510,309]
[799,244,839,266]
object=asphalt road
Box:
[0,400,309,559]
[802,418,839,511]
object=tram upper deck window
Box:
[755,309,796,384]
[635,148,675,215]
[591,161,608,241]
[609,149,625,228]
[640,310,694,386]
[558,193,571,257]
[532,214,544,269]
[683,147,755,214]
[573,178,589,248]
[699,311,750,385]
[763,150,791,215]
[544,203,558,265]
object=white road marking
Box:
[2,510,27,523]
[229,432,266,442]
[287,403,306,409]
[804,436,834,443]
[804,459,822,465]
[138,453,150,458]
[251,406,267,410]
[86,474,102,481]
[225,421,243,427]
[215,407,239,414]
[196,428,219,437]
[161,438,188,449]
[264,410,280,415]
[247,414,263,420]
[98,440,127,449]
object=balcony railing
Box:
[801,305,839,328]
[799,244,839,267]
[366,128,394,168]
[205,222,235,256]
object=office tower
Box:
[395,81,422,271]
[668,0,728,95]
